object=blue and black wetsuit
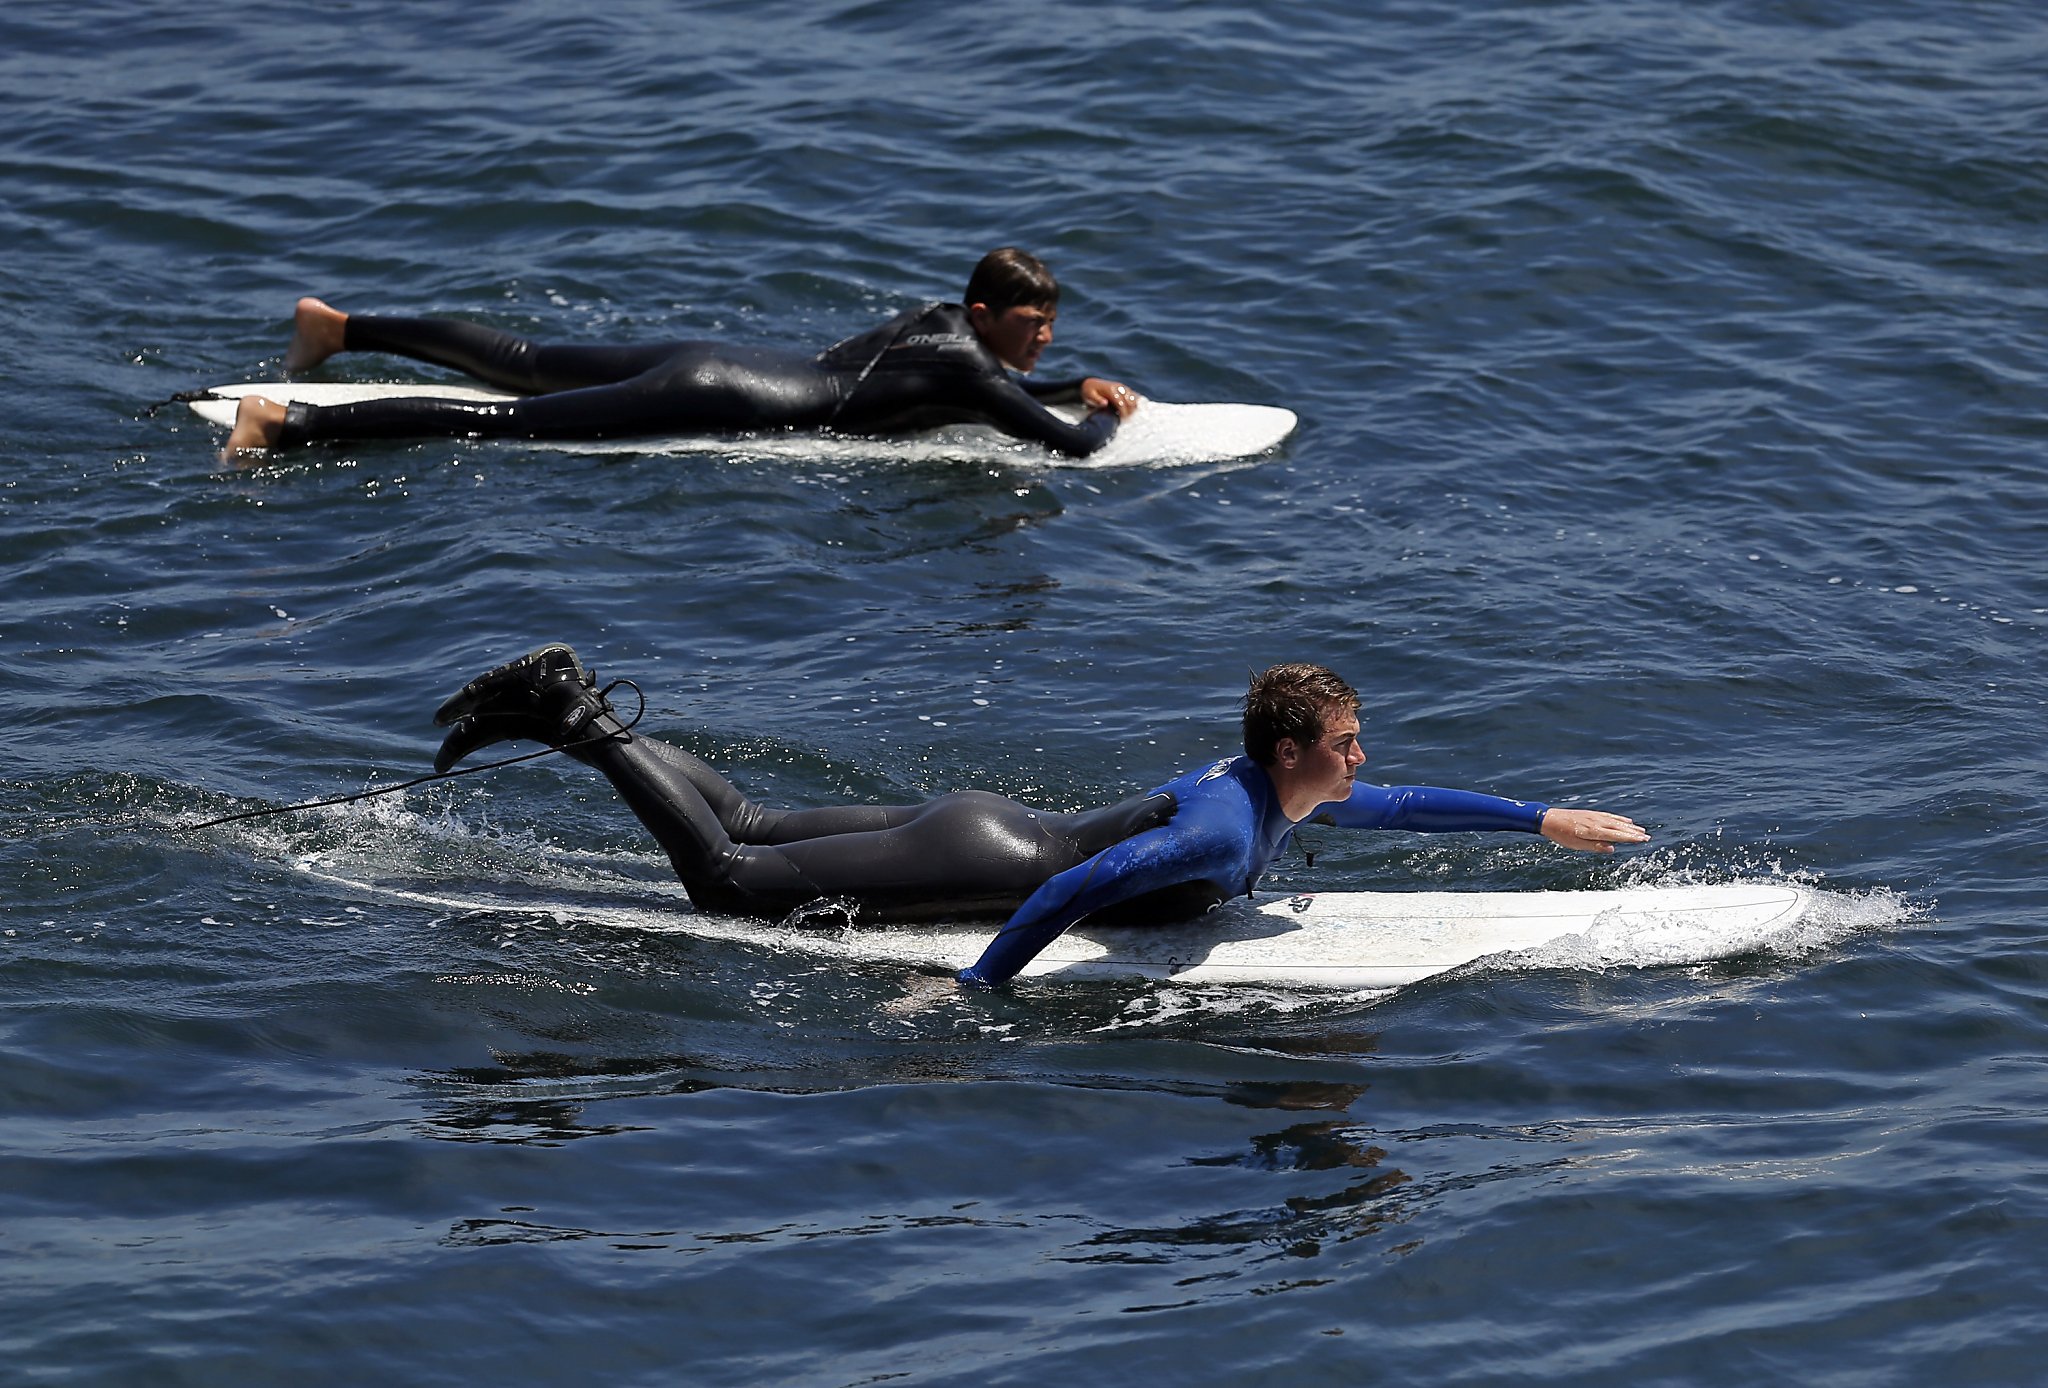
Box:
[957,756,1550,986]
[274,303,1119,456]
[571,731,1548,983]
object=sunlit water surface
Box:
[3,2,2045,1383]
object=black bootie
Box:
[431,643,623,773]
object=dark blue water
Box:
[5,1,2046,1382]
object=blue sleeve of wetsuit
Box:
[958,818,1234,988]
[1310,782,1549,833]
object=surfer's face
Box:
[1284,706,1367,807]
[971,302,1056,372]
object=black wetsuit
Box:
[566,733,1174,923]
[276,303,1119,456]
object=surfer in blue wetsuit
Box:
[429,645,1649,988]
[218,247,1140,459]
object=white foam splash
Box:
[1089,982,1396,1031]
[1495,880,1918,975]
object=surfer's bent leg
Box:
[571,737,834,917]
[429,646,1180,924]
[430,645,1026,920]
[566,752,1074,920]
[560,767,1173,924]
[629,739,921,844]
[427,644,834,915]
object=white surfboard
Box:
[188,381,1296,467]
[287,853,1811,990]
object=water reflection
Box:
[1063,1075,1413,1276]
[414,1050,720,1145]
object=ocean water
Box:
[4,0,2046,1382]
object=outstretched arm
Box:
[1314,782,1649,851]
[1312,782,1550,833]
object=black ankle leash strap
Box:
[179,679,645,832]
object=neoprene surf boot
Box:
[432,642,625,773]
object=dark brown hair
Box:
[1242,663,1360,766]
[963,247,1059,314]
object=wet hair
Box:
[963,247,1059,314]
[1242,663,1360,766]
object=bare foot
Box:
[284,297,348,374]
[220,395,287,462]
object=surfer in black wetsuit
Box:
[219,247,1141,459]
[427,644,1649,983]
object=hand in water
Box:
[881,972,962,1017]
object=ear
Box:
[1274,736,1302,769]
[966,302,992,331]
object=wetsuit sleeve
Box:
[958,819,1234,987]
[1310,783,1549,833]
[974,376,1118,456]
[1020,376,1087,403]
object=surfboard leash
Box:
[178,679,646,832]
[142,388,237,416]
